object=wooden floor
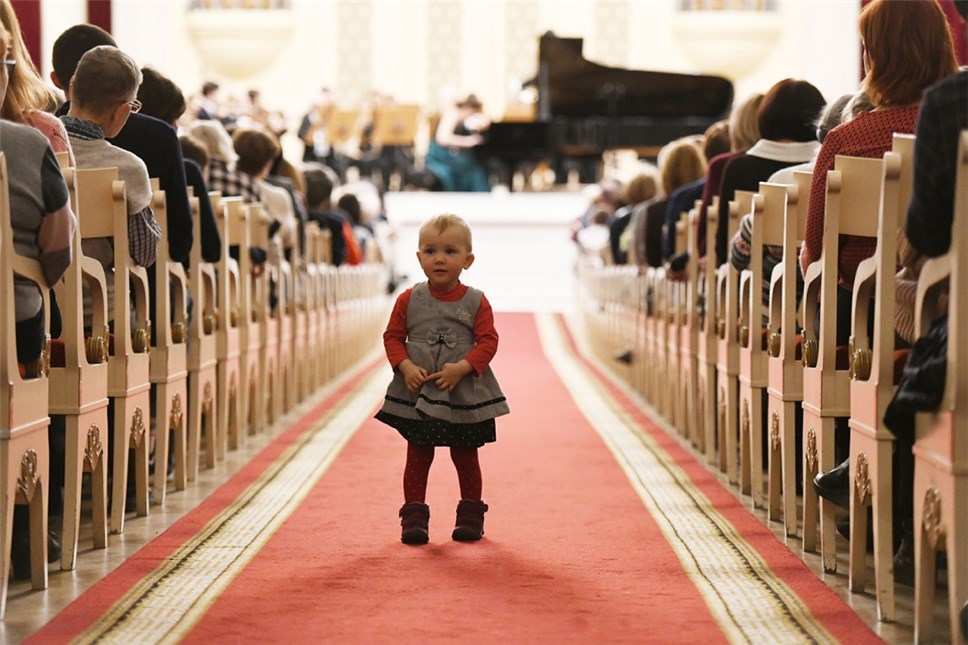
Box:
[2,190,954,643]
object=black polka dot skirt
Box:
[375,411,496,448]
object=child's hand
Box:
[398,359,429,392]
[428,360,473,391]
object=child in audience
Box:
[375,214,509,545]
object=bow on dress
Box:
[426,328,457,349]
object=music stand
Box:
[373,105,420,147]
[327,109,360,144]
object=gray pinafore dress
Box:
[375,282,510,447]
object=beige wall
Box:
[38,0,861,157]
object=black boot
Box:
[452,499,488,542]
[399,502,430,545]
[813,458,850,509]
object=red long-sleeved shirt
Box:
[383,282,498,376]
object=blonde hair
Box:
[729,92,764,153]
[624,170,659,206]
[188,119,237,163]
[658,138,707,197]
[0,0,58,122]
[419,213,473,251]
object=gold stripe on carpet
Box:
[71,366,389,645]
[536,313,838,645]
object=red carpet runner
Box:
[27,313,881,644]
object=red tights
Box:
[403,443,482,503]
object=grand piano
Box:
[478,32,735,184]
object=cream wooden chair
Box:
[51,165,109,570]
[276,240,296,413]
[738,183,787,511]
[846,135,914,621]
[652,265,670,418]
[226,199,265,438]
[678,206,702,449]
[664,213,687,434]
[911,129,968,644]
[75,167,152,534]
[715,191,751,482]
[640,264,660,407]
[244,203,272,431]
[761,172,812,546]
[212,194,244,453]
[0,153,51,613]
[186,191,219,475]
[148,183,190,505]
[800,155,883,572]
[300,223,321,399]
[251,205,280,427]
[315,228,333,389]
[696,197,720,465]
[319,257,338,386]
[631,266,648,399]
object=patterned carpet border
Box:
[536,312,843,645]
[69,365,388,645]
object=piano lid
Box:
[537,31,734,121]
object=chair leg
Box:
[914,498,938,644]
[947,483,967,645]
[28,484,48,590]
[61,416,83,570]
[111,394,150,534]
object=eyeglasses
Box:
[127,98,142,113]
[0,58,16,74]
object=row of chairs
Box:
[0,153,388,618]
[577,131,967,643]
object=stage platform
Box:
[383,190,587,313]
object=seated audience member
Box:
[267,152,309,262]
[716,78,826,266]
[630,137,705,268]
[50,24,192,265]
[576,208,612,265]
[766,90,861,186]
[609,170,658,265]
[193,80,221,121]
[0,0,73,165]
[882,67,967,584]
[0,16,77,577]
[61,45,161,311]
[230,127,299,256]
[138,66,221,264]
[696,92,763,259]
[799,0,957,301]
[806,0,958,552]
[189,120,270,268]
[336,192,372,259]
[723,79,827,303]
[303,163,361,266]
[177,134,221,263]
[661,119,731,261]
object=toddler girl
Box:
[375,213,509,544]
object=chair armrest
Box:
[915,254,951,337]
[851,255,878,342]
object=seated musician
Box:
[424,93,491,192]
